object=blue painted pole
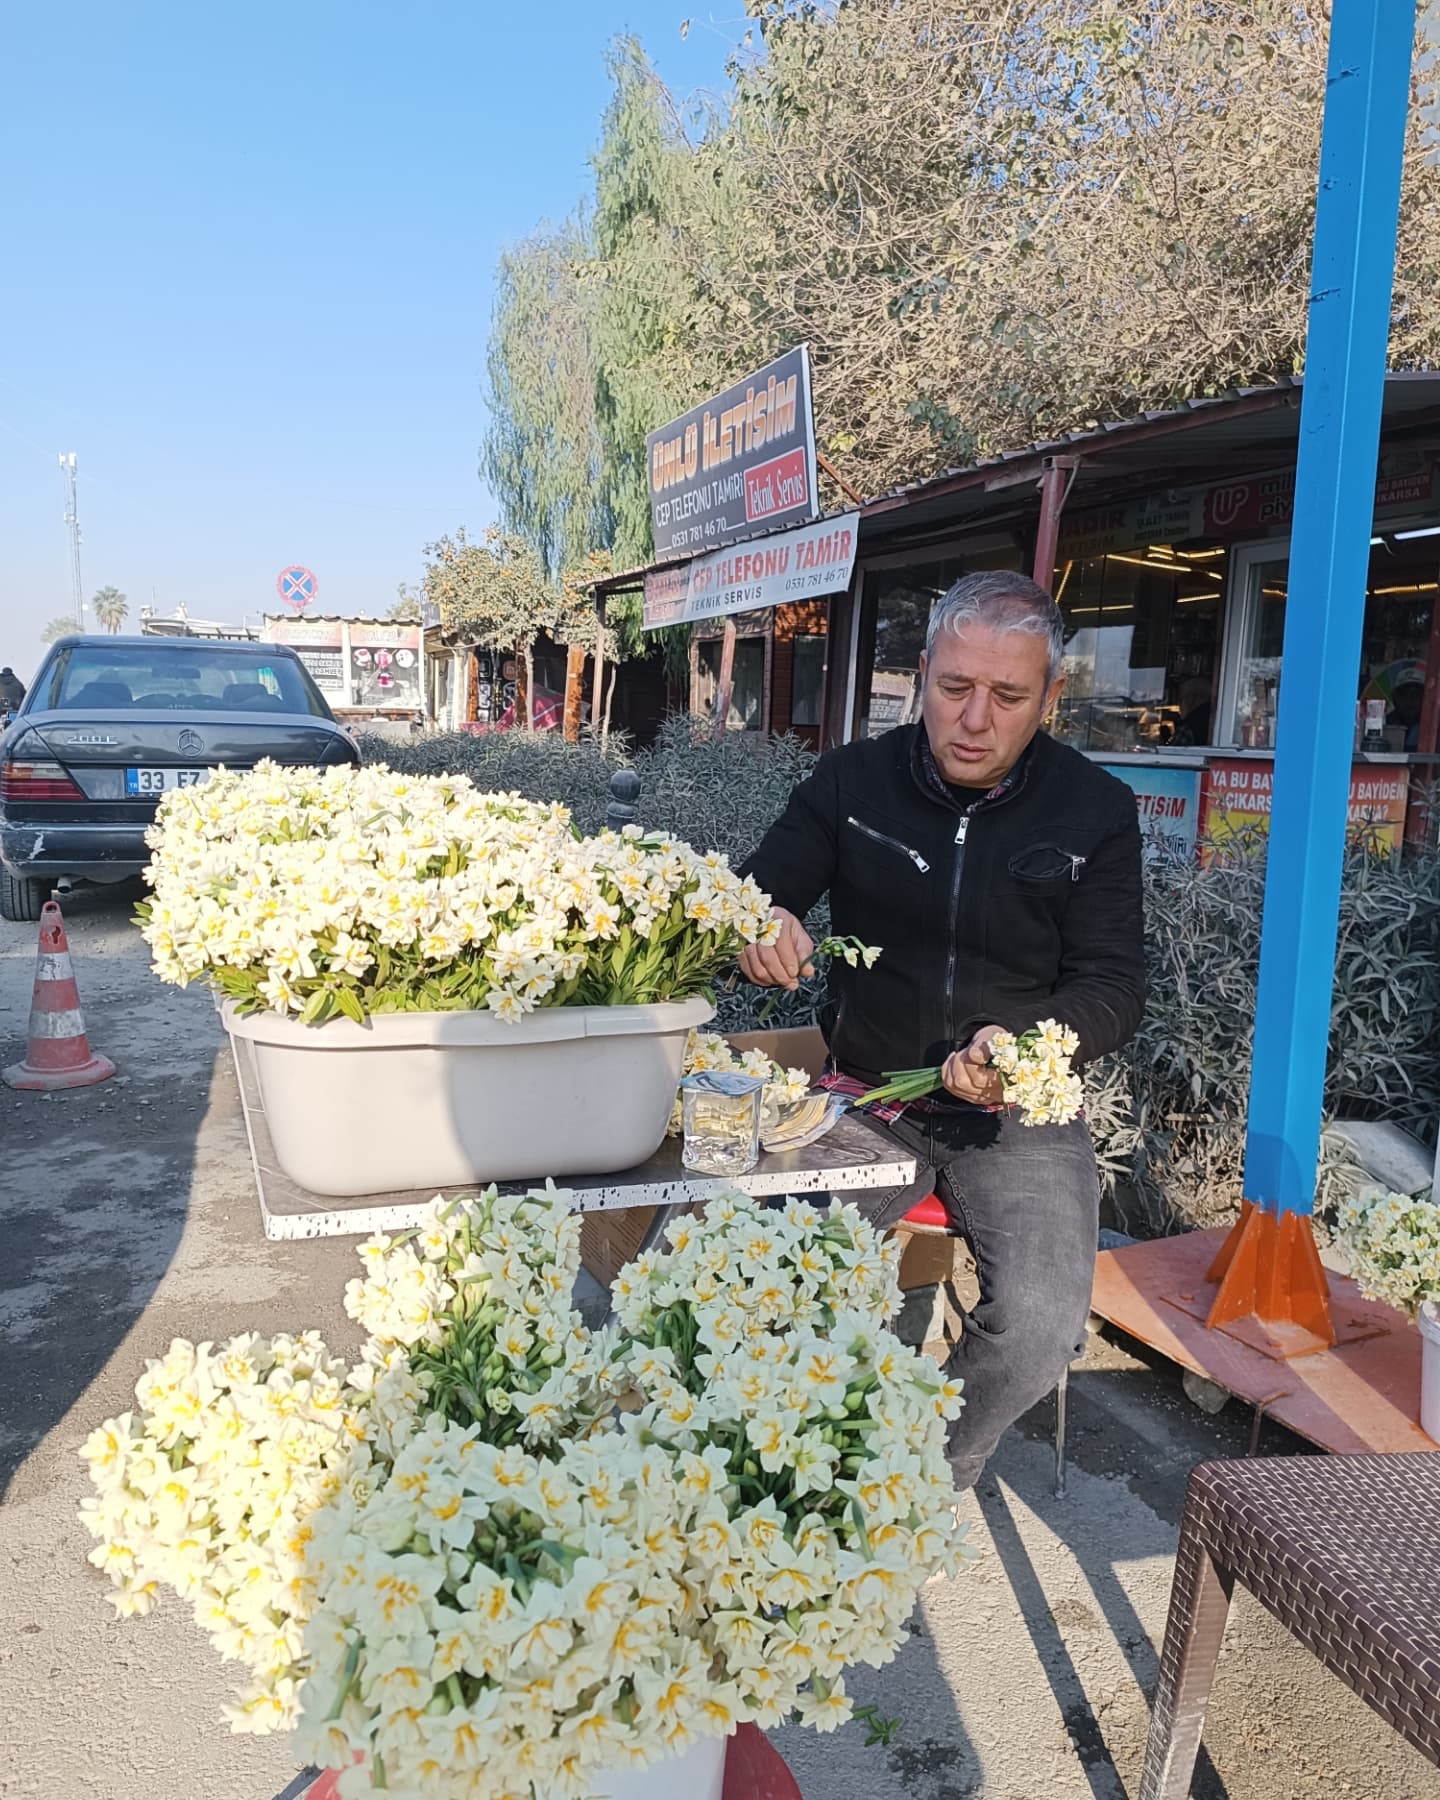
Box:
[1244,0,1417,1217]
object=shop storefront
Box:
[588,373,1439,851]
[825,376,1440,853]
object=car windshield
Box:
[46,645,330,717]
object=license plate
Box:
[125,767,207,795]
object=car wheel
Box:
[0,866,48,923]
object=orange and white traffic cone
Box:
[3,900,116,1091]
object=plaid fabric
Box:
[817,1069,1001,1124]
[917,732,1017,810]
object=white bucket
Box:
[1418,1300,1440,1443]
[587,1733,728,1800]
[223,995,713,1196]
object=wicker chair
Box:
[1140,1451,1440,1798]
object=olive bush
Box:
[1095,838,1440,1235]
[354,730,624,833]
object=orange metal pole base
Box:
[1203,1199,1337,1359]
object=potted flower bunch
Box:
[1335,1186,1440,1438]
[136,764,781,1194]
[80,1188,971,1799]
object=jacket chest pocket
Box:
[846,814,932,875]
[1007,842,1088,895]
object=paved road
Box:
[2,891,1437,1800]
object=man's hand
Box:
[738,907,815,991]
[942,1025,1005,1106]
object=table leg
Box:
[1054,1365,1069,1499]
[1138,1523,1235,1800]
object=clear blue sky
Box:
[0,3,734,678]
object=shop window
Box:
[1229,535,1436,749]
[789,634,826,728]
[695,637,765,731]
[1051,546,1226,751]
[854,549,1020,738]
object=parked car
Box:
[0,635,359,921]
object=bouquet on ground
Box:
[1334,1187,1440,1318]
[853,1018,1084,1126]
[79,1188,971,1797]
[137,761,779,1024]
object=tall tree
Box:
[41,615,77,644]
[91,587,129,634]
[486,4,1440,514]
[484,223,611,579]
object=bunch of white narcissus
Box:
[611,1192,971,1734]
[137,761,778,1023]
[76,1331,416,1734]
[295,1425,731,1799]
[667,1029,813,1134]
[611,1189,904,1336]
[293,1193,970,1800]
[1335,1189,1440,1318]
[988,1018,1085,1126]
[342,1187,623,1450]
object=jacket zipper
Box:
[944,811,972,1049]
[846,815,931,873]
[1069,853,1087,882]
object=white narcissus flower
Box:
[139,763,778,1022]
[82,1183,974,1797]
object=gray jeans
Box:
[846,1106,1099,1489]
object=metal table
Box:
[231,1037,916,1241]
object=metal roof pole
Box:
[1207,0,1417,1357]
[1031,456,1079,588]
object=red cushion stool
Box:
[903,1192,950,1231]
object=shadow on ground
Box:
[0,882,208,1498]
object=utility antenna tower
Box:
[58,452,84,631]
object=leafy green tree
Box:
[422,528,563,728]
[486,4,1440,514]
[41,615,77,644]
[484,223,611,580]
[91,586,129,634]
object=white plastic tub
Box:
[1419,1300,1440,1442]
[223,995,713,1197]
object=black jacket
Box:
[739,724,1145,1085]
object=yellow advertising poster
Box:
[1200,758,1409,857]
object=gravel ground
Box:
[2,888,1437,1800]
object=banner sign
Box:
[1054,450,1438,563]
[1202,451,1437,539]
[1057,494,1206,562]
[646,346,819,558]
[643,513,859,631]
[263,616,423,713]
[1200,757,1409,856]
[263,615,346,693]
[1102,765,1203,859]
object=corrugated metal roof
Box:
[863,378,1307,508]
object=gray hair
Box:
[926,570,1065,682]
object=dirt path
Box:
[1,891,1436,1800]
